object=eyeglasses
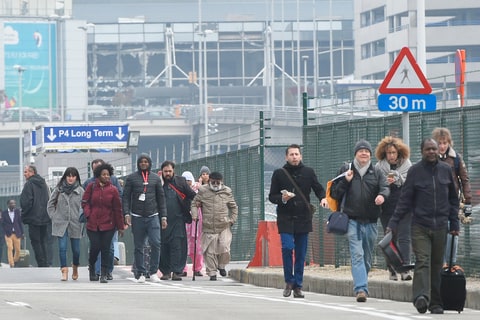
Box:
[210,180,221,186]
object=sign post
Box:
[378,47,436,145]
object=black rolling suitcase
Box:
[440,235,466,313]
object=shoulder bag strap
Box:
[169,183,186,200]
[281,168,310,208]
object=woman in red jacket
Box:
[82,163,124,283]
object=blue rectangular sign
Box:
[378,94,437,112]
[40,125,129,150]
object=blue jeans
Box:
[347,220,378,295]
[131,215,161,277]
[280,232,308,289]
[58,230,80,268]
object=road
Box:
[0,266,479,320]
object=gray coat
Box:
[47,185,85,238]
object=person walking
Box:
[268,144,327,299]
[374,136,412,281]
[20,165,52,267]
[431,127,473,266]
[199,166,210,185]
[181,170,203,277]
[387,138,459,314]
[47,167,84,281]
[191,171,238,281]
[82,163,125,283]
[330,139,389,302]
[123,154,167,283]
[158,161,196,280]
[83,158,123,280]
[1,200,24,268]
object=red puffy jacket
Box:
[82,179,124,232]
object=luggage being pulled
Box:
[440,234,466,313]
[16,237,30,268]
[378,232,414,273]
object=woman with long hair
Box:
[47,167,84,281]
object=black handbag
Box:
[326,194,348,235]
[378,232,414,273]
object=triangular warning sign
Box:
[379,47,432,94]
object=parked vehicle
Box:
[1,107,50,122]
[127,109,174,120]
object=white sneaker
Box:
[137,275,146,283]
[149,274,161,283]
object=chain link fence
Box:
[173,104,480,277]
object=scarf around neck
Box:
[61,180,79,195]
[354,158,371,177]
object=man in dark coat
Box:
[123,154,167,283]
[158,160,196,280]
[20,165,52,267]
[269,144,327,299]
[387,138,459,315]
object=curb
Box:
[229,268,480,310]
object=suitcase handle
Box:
[448,234,457,268]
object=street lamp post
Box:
[14,64,26,187]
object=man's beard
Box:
[209,182,223,192]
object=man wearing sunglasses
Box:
[191,172,238,281]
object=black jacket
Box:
[19,174,51,226]
[122,155,167,218]
[331,163,389,222]
[269,162,325,234]
[164,175,197,223]
[388,159,459,232]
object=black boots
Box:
[89,265,99,281]
[100,268,108,283]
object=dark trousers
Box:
[87,229,115,275]
[411,224,448,310]
[28,224,50,267]
[159,235,187,275]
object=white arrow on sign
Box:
[47,127,57,141]
[115,127,125,140]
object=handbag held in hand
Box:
[326,211,349,235]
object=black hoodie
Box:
[122,154,167,218]
[20,174,51,225]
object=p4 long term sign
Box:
[37,124,129,151]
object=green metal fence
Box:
[175,104,480,277]
[3,105,480,277]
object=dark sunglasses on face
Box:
[210,180,221,186]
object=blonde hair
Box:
[431,127,453,146]
[375,136,410,161]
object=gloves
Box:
[463,204,472,217]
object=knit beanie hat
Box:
[354,139,372,155]
[200,166,210,175]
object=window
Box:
[372,7,385,24]
[361,43,371,59]
[372,39,385,57]
[361,12,371,27]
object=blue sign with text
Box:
[378,94,437,112]
[40,125,129,150]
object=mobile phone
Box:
[387,172,395,179]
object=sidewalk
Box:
[229,265,480,310]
